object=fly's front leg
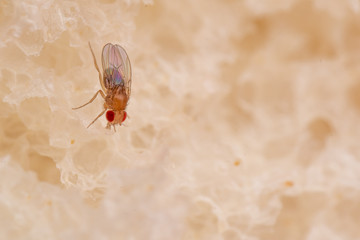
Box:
[87,109,107,128]
[105,122,116,132]
[72,90,105,110]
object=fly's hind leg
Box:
[88,42,104,90]
[72,90,105,110]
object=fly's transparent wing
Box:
[101,43,132,97]
[115,44,131,97]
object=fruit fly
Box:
[73,42,132,131]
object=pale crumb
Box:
[0,0,359,239]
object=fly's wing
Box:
[102,43,132,97]
[115,44,132,97]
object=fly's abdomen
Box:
[104,67,125,89]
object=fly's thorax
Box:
[104,87,128,111]
[112,92,128,110]
[104,94,112,109]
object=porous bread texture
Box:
[1,0,360,239]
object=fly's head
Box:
[106,110,127,128]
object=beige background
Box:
[1,0,360,239]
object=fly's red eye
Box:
[106,110,115,122]
[122,111,127,123]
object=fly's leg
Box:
[87,109,106,128]
[105,122,116,132]
[72,90,105,110]
[88,42,104,89]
